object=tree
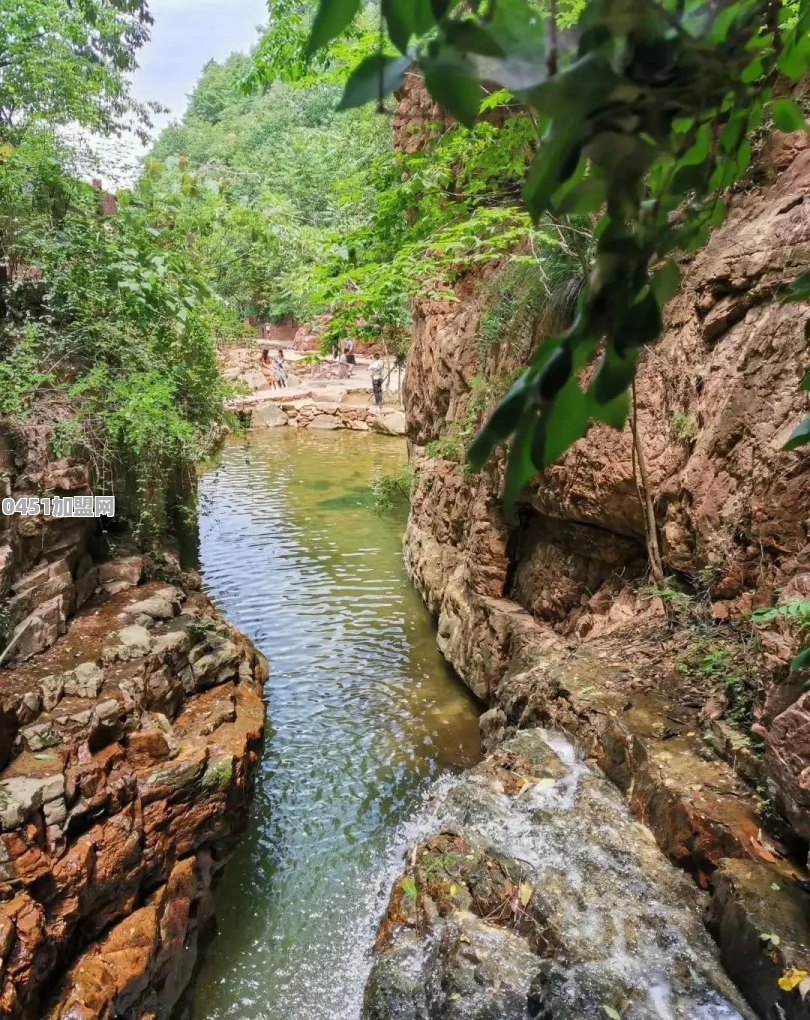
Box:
[299,0,810,509]
[0,0,154,137]
[149,45,391,322]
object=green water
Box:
[193,429,481,1020]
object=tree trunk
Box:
[630,382,666,586]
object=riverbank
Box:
[221,342,407,437]
[0,422,267,1018]
[369,102,810,1018]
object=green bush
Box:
[371,467,414,513]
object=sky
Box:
[92,0,268,184]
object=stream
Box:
[192,429,482,1020]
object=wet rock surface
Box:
[0,573,266,1019]
[365,731,758,1020]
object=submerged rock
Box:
[365,730,757,1020]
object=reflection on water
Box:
[193,429,481,1020]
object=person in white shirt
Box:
[370,356,384,406]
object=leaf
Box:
[771,99,808,134]
[443,20,504,57]
[591,390,630,429]
[536,347,573,401]
[778,968,809,992]
[783,415,810,451]
[603,1007,622,1020]
[306,0,362,55]
[449,883,459,895]
[651,259,681,305]
[785,271,810,303]
[791,645,810,672]
[338,54,413,111]
[503,411,538,520]
[533,377,589,468]
[468,377,531,469]
[554,176,606,215]
[422,61,481,127]
[617,289,663,351]
[680,123,712,166]
[591,347,639,404]
[524,127,583,221]
[382,0,414,52]
[519,882,534,907]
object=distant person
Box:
[344,338,356,367]
[370,355,384,407]
[337,349,349,379]
[260,348,276,388]
[273,347,288,388]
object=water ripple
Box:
[193,430,481,1020]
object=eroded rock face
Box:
[365,732,757,1020]
[399,117,810,844]
[0,578,266,1019]
[395,72,810,1017]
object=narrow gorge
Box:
[1,2,810,1019]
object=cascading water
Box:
[366,728,758,1020]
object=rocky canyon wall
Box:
[395,74,810,1018]
[0,423,266,1018]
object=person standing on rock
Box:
[260,348,278,389]
[370,355,384,407]
[273,347,288,388]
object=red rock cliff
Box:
[397,73,810,1012]
[0,425,266,1018]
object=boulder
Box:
[308,413,342,430]
[365,731,757,1020]
[765,690,810,845]
[98,556,143,590]
[7,596,66,663]
[102,624,153,663]
[252,403,288,428]
[371,410,407,436]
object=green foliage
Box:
[310,110,580,355]
[0,129,230,543]
[425,437,464,462]
[0,0,155,138]
[752,598,810,680]
[303,0,810,512]
[677,639,754,727]
[150,50,391,322]
[671,412,699,442]
[639,581,693,608]
[476,256,584,361]
[0,326,54,417]
[371,466,414,513]
[49,418,83,460]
